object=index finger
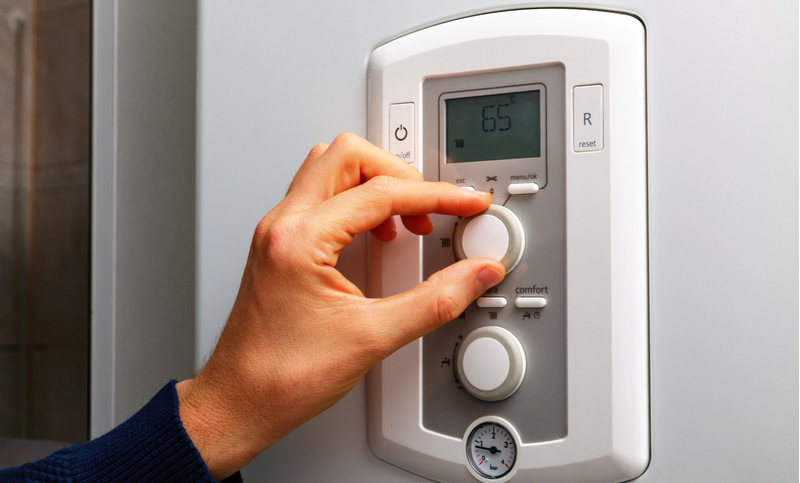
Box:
[285,133,423,209]
[309,176,492,253]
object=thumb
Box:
[376,258,506,346]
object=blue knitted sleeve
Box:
[0,381,242,483]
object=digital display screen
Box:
[445,90,541,163]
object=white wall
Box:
[197,1,798,481]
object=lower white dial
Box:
[462,338,510,391]
[467,422,517,479]
[455,326,527,401]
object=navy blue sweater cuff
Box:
[1,380,242,483]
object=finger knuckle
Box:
[434,288,464,325]
[331,132,360,149]
[307,143,329,159]
[251,217,270,248]
[250,209,282,249]
[261,218,299,263]
[365,175,395,193]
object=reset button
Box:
[573,85,603,152]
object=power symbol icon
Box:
[395,124,408,141]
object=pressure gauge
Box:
[466,421,517,480]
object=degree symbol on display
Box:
[395,124,408,141]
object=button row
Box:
[476,296,547,309]
[460,183,540,195]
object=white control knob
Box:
[454,204,525,273]
[456,326,526,401]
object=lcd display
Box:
[445,90,541,163]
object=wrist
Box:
[176,378,257,481]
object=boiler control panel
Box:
[366,9,649,483]
[422,64,567,447]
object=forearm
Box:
[0,381,241,483]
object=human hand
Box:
[176,133,505,480]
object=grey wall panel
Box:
[91,0,114,437]
[92,0,199,433]
[113,0,199,424]
[191,0,798,482]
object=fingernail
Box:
[474,191,491,196]
[476,267,503,292]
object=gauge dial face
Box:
[466,422,516,479]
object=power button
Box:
[389,103,414,163]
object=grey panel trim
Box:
[92,0,198,434]
[112,0,198,424]
[91,0,116,439]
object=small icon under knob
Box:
[395,124,408,141]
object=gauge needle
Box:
[475,445,502,454]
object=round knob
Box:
[454,204,525,273]
[456,326,526,401]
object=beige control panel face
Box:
[421,64,568,443]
